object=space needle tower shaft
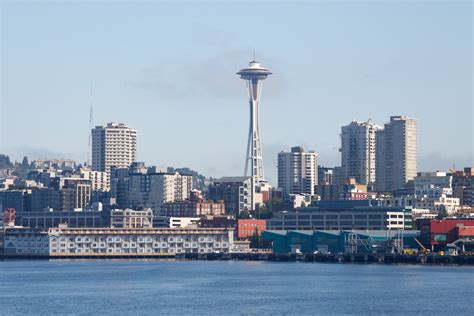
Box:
[237,60,272,186]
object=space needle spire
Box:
[237,59,272,186]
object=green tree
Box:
[0,154,13,168]
[21,156,29,169]
[250,228,263,248]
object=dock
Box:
[2,252,474,265]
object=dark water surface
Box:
[1,260,473,315]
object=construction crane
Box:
[413,237,429,254]
[2,208,16,229]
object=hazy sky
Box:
[1,1,473,185]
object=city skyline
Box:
[2,1,472,185]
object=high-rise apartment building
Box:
[91,122,137,174]
[376,116,417,192]
[340,120,380,186]
[278,146,318,197]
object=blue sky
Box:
[1,1,472,184]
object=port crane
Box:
[413,237,429,254]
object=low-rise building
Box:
[267,201,412,231]
[200,216,237,229]
[411,208,438,220]
[162,200,225,217]
[16,210,105,229]
[3,227,234,256]
[109,208,153,228]
[417,219,474,250]
[380,194,461,215]
[166,217,200,228]
[339,178,372,200]
[287,194,312,208]
[237,219,266,239]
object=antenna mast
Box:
[87,81,94,167]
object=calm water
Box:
[0,260,473,315]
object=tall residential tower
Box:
[376,116,417,192]
[278,146,318,197]
[340,120,380,186]
[91,122,137,175]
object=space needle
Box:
[237,59,272,187]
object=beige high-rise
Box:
[340,120,381,186]
[376,116,417,192]
[91,122,137,175]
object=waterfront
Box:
[1,260,473,315]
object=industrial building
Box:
[417,219,474,251]
[262,230,421,254]
[3,227,234,256]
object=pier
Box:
[2,252,474,265]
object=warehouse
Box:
[262,230,420,254]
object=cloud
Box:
[127,48,288,103]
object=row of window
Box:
[52,248,220,254]
[51,242,228,249]
[51,236,226,243]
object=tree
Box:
[238,210,251,219]
[436,205,448,220]
[21,156,29,169]
[0,154,13,168]
[250,228,263,248]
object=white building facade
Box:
[91,122,137,175]
[340,120,380,186]
[278,146,318,197]
[80,168,109,192]
[3,227,234,256]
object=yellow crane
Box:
[413,237,429,254]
